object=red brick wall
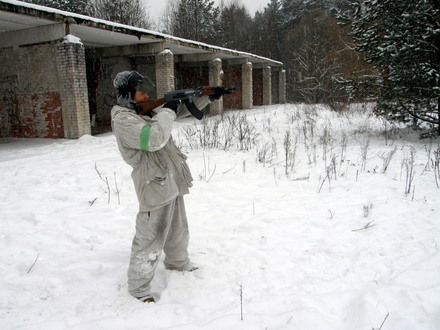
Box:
[253,68,263,106]
[223,65,242,109]
[11,93,63,138]
[177,66,209,89]
[0,41,89,138]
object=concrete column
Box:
[155,49,175,96]
[263,66,272,106]
[209,58,223,115]
[279,69,286,104]
[55,37,91,138]
[242,62,253,109]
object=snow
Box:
[160,49,174,55]
[1,104,440,329]
[62,34,82,45]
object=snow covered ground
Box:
[1,104,439,329]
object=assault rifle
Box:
[137,86,239,120]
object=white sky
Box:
[145,0,270,19]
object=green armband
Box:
[140,125,151,151]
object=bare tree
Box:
[22,0,89,15]
[285,9,349,103]
[87,0,152,29]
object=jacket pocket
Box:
[132,159,178,210]
[141,171,177,207]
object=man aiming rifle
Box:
[137,85,239,119]
[110,70,236,303]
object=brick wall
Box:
[223,65,242,109]
[208,58,223,115]
[0,40,90,138]
[242,62,253,109]
[279,70,286,104]
[253,68,263,106]
[135,56,156,98]
[86,54,159,127]
[11,93,63,138]
[0,43,64,138]
[176,64,209,89]
[55,40,91,138]
[88,56,131,125]
[155,50,175,96]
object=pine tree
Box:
[163,0,220,45]
[218,2,253,52]
[342,0,440,135]
[250,0,283,60]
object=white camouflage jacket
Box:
[111,97,210,211]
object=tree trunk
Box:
[437,96,440,136]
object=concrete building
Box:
[0,0,285,139]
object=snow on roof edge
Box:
[1,0,283,66]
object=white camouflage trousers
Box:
[127,196,192,298]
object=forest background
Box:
[22,0,440,135]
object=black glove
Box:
[164,100,181,113]
[209,86,227,101]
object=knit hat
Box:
[113,71,154,95]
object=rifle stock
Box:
[137,98,167,116]
[137,86,239,116]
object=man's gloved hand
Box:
[163,100,181,113]
[209,86,228,101]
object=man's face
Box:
[133,91,149,103]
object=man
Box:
[111,71,224,303]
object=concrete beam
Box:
[252,62,271,69]
[180,53,216,63]
[0,23,65,48]
[224,57,249,66]
[85,42,165,58]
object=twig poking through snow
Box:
[238,284,244,321]
[88,197,97,206]
[352,220,376,232]
[328,209,335,219]
[402,146,416,195]
[95,163,110,204]
[377,312,390,330]
[27,253,40,274]
[273,168,278,186]
[114,173,121,204]
[363,202,373,217]
[379,146,397,174]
